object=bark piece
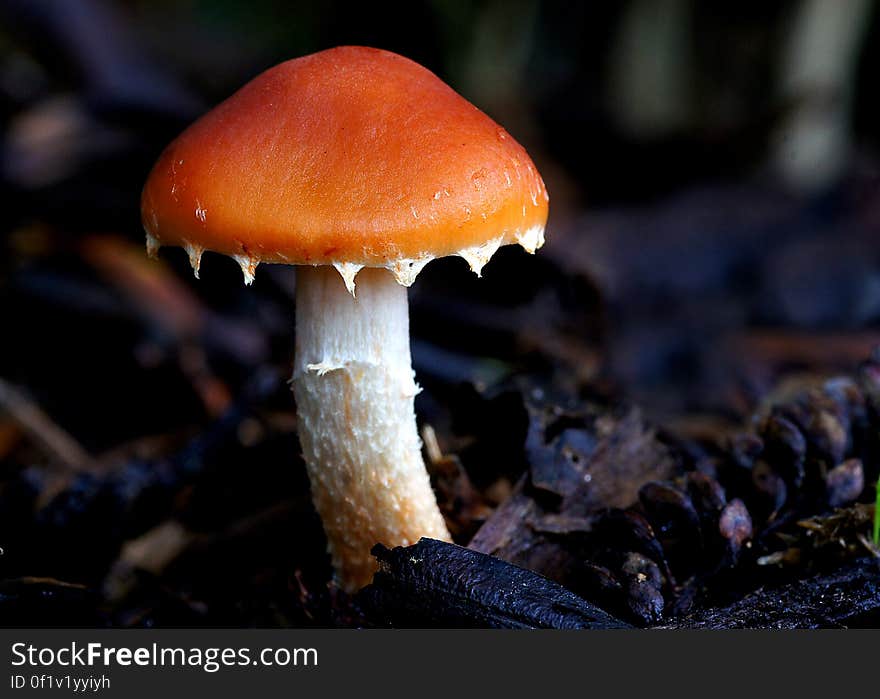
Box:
[665,557,880,628]
[359,538,630,629]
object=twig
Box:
[0,377,95,471]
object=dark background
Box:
[0,0,879,626]
[3,1,880,428]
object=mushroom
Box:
[141,46,548,591]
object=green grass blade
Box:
[875,482,880,546]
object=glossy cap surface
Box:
[141,46,548,285]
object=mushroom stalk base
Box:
[292,265,451,591]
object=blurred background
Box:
[0,0,879,625]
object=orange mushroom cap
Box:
[141,46,548,285]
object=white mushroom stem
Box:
[292,265,451,591]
